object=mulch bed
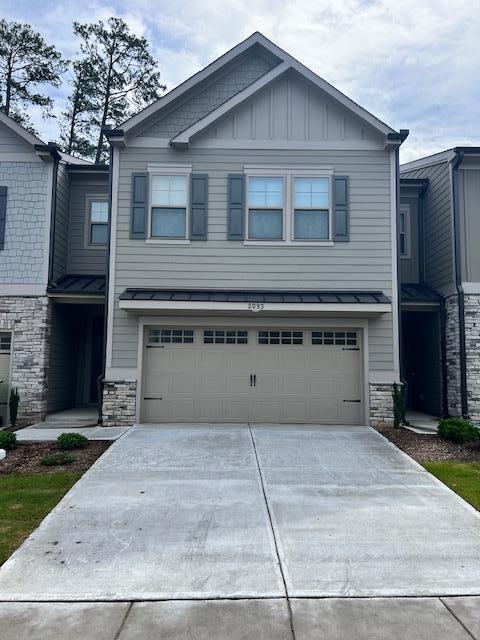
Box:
[375,425,480,463]
[0,441,110,475]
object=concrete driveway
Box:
[1,424,480,638]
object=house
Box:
[100,32,407,427]
[400,148,480,422]
[0,110,108,426]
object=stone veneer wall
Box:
[369,382,395,427]
[445,294,462,417]
[102,380,137,426]
[0,296,50,426]
[464,294,480,422]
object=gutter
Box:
[451,150,468,417]
[40,144,61,285]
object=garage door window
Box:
[312,330,357,346]
[258,330,303,345]
[204,330,248,344]
[149,328,194,344]
[0,333,11,352]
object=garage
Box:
[141,325,363,424]
[0,332,11,427]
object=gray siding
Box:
[459,167,480,282]
[0,161,49,284]
[67,177,108,275]
[52,162,70,281]
[111,146,394,372]
[139,51,278,138]
[399,194,420,283]
[401,162,454,295]
[0,123,34,154]
[47,304,78,411]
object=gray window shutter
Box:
[227,174,244,240]
[190,174,208,240]
[0,186,7,250]
[333,175,349,242]
[131,173,148,239]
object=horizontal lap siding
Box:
[112,147,393,371]
[401,162,454,294]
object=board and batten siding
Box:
[67,177,108,275]
[110,146,394,373]
[401,162,454,295]
[0,124,33,154]
[459,166,480,283]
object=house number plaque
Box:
[247,303,264,312]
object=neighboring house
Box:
[0,110,108,426]
[400,148,480,422]
[101,32,407,427]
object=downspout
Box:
[97,143,113,425]
[451,150,468,417]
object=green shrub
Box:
[9,388,19,427]
[0,430,17,450]
[438,418,480,444]
[41,452,76,466]
[56,432,88,451]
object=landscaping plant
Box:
[56,432,88,451]
[9,388,19,427]
[0,430,17,450]
[40,452,76,466]
[438,418,480,444]
[392,382,405,428]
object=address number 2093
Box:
[247,302,264,312]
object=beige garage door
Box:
[0,332,11,428]
[142,326,363,424]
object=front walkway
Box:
[1,424,479,638]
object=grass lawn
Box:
[0,472,81,566]
[423,461,480,510]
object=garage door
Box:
[0,332,11,428]
[142,326,363,424]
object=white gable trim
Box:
[122,32,396,140]
[400,149,456,172]
[171,62,290,148]
[0,110,44,147]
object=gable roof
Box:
[401,147,480,173]
[120,32,399,145]
[0,109,44,147]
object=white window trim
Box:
[399,204,411,259]
[84,194,109,250]
[147,165,192,244]
[243,167,334,246]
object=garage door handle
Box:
[343,399,361,403]
[144,397,163,401]
[253,374,256,387]
[342,347,360,351]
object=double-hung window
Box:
[88,199,109,245]
[399,205,410,257]
[151,175,188,239]
[293,177,329,240]
[245,169,332,244]
[247,176,284,240]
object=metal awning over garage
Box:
[119,288,391,315]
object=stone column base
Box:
[369,382,396,427]
[102,380,137,426]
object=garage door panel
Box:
[142,326,363,424]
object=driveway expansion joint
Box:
[439,598,477,640]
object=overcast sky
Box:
[2,0,479,162]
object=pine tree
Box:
[59,60,97,158]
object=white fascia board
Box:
[122,33,271,134]
[119,299,391,315]
[170,62,290,147]
[401,149,456,172]
[0,110,44,147]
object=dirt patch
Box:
[375,425,480,463]
[0,441,110,475]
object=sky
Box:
[2,0,480,162]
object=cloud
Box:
[1,0,479,161]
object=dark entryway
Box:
[402,310,443,416]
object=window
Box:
[245,169,332,244]
[399,206,410,257]
[204,330,248,344]
[258,330,303,345]
[312,330,357,346]
[151,175,187,239]
[247,176,284,240]
[0,333,11,352]
[293,177,329,240]
[88,200,108,245]
[149,328,194,344]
